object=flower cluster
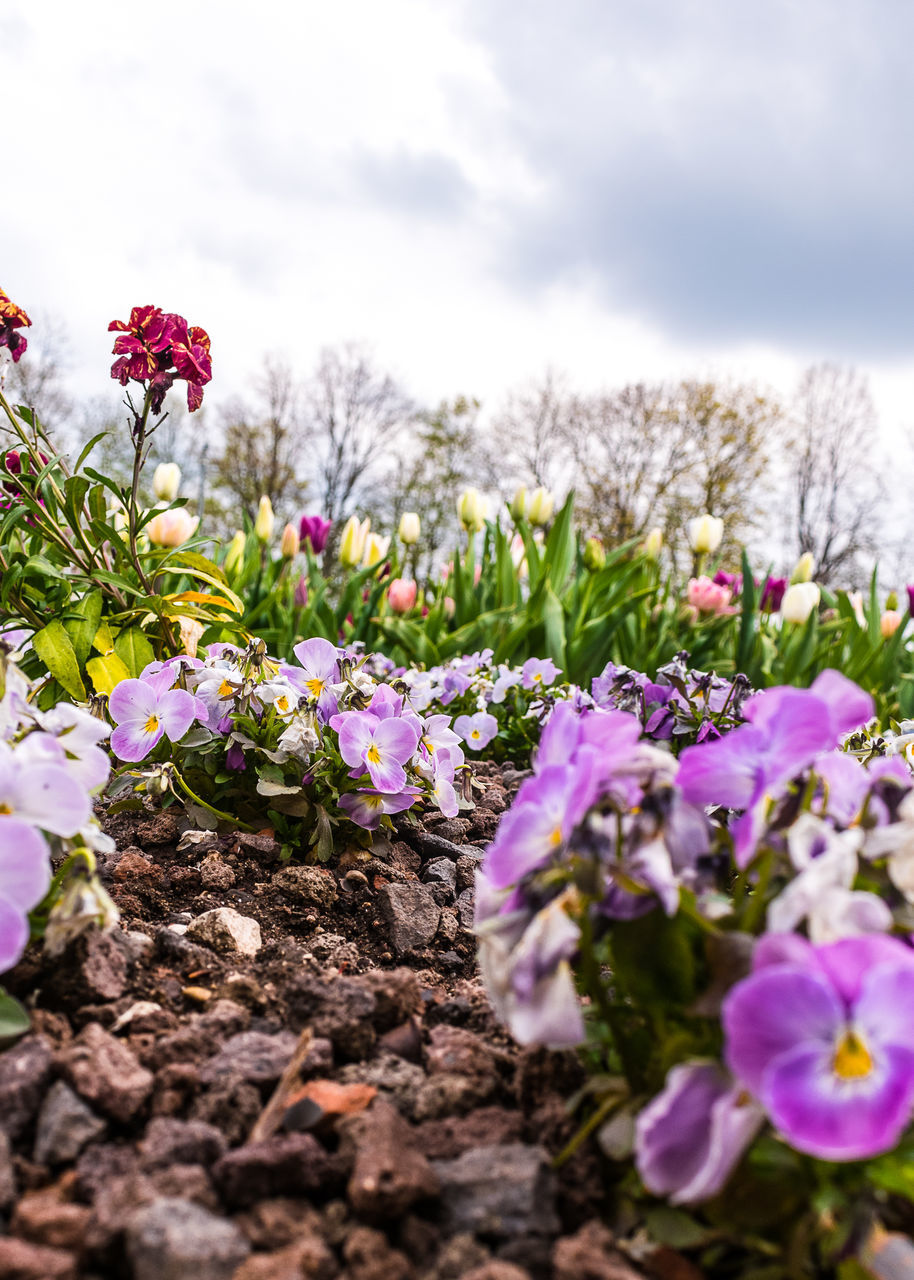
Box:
[0,287,31,363]
[109,304,212,412]
[592,652,752,746]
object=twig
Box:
[248,1026,314,1144]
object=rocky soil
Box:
[0,762,695,1280]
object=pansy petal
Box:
[0,819,51,910]
[108,678,157,724]
[0,895,29,973]
[158,688,198,741]
[111,721,164,763]
[855,960,914,1047]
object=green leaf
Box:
[86,651,131,695]
[114,626,156,678]
[643,1207,714,1249]
[32,619,87,701]
[0,991,30,1041]
[610,910,695,1008]
[74,431,110,472]
[63,590,103,667]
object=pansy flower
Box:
[337,710,420,793]
[109,669,201,762]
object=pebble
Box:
[57,1023,154,1123]
[212,1133,336,1209]
[0,1238,77,1279]
[139,1117,227,1169]
[434,1143,559,1238]
[422,857,457,891]
[456,851,484,891]
[271,865,338,906]
[0,1127,15,1208]
[199,1030,301,1087]
[125,1195,251,1280]
[456,887,476,930]
[378,882,441,955]
[413,831,467,861]
[33,1081,107,1166]
[553,1220,644,1279]
[186,907,262,956]
[0,1037,53,1139]
[345,1098,439,1218]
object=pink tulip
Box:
[388,578,418,614]
[146,507,199,547]
[687,575,738,616]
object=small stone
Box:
[114,848,156,881]
[186,908,262,956]
[112,1001,175,1035]
[422,857,457,890]
[436,909,459,943]
[414,831,466,860]
[271,865,338,907]
[33,1081,108,1165]
[0,1036,53,1139]
[434,1143,559,1239]
[378,882,440,955]
[413,1073,487,1120]
[57,1023,154,1123]
[341,1225,412,1280]
[139,1117,227,1169]
[464,1265,532,1280]
[232,1234,337,1280]
[212,1133,336,1209]
[456,851,484,891]
[456,887,476,930]
[0,1127,15,1208]
[236,830,281,862]
[426,1026,499,1087]
[339,1055,427,1117]
[12,1183,91,1252]
[0,1238,77,1279]
[191,1077,262,1147]
[426,817,471,843]
[345,1098,439,1218]
[553,1220,643,1280]
[126,1196,250,1280]
[199,852,236,890]
[199,1030,300,1087]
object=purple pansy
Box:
[0,819,52,972]
[338,787,421,830]
[109,670,200,762]
[337,711,420,793]
[521,657,560,689]
[288,637,342,721]
[723,934,914,1160]
[453,711,498,750]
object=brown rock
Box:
[114,849,157,881]
[341,1225,412,1280]
[235,1197,325,1250]
[415,1107,523,1160]
[463,1266,531,1280]
[199,852,236,890]
[345,1099,438,1219]
[11,1180,91,1252]
[552,1221,642,1280]
[0,1238,77,1279]
[191,1076,263,1146]
[0,1036,53,1139]
[0,1127,16,1208]
[57,1022,154,1123]
[233,1233,337,1280]
[426,1026,499,1085]
[139,1117,227,1169]
[199,1030,300,1087]
[213,1132,337,1208]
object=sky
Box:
[3,0,914,439]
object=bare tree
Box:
[1,313,75,443]
[486,370,577,495]
[788,364,884,585]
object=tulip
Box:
[388,578,418,613]
[361,532,391,569]
[881,609,903,639]
[687,576,737,616]
[457,487,486,532]
[781,582,820,624]
[886,591,899,611]
[294,575,309,609]
[398,511,420,544]
[340,515,371,568]
[847,590,866,628]
[583,536,606,571]
[146,507,199,548]
[299,514,332,554]
[791,551,816,584]
[224,530,246,575]
[510,485,528,521]
[443,595,456,617]
[687,514,724,555]
[280,522,300,558]
[254,495,275,543]
[527,486,554,527]
[759,575,787,613]
[643,527,663,560]
[152,462,181,502]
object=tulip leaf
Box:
[32,619,87,701]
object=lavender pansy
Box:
[109,671,200,763]
[453,711,498,750]
[337,710,420,793]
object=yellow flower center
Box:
[366,744,382,764]
[218,679,234,698]
[0,803,12,815]
[276,696,289,713]
[549,826,563,847]
[424,739,434,753]
[305,677,324,697]
[833,1030,873,1079]
[471,730,481,739]
[144,714,160,734]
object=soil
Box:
[0,762,697,1280]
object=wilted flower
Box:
[153,463,181,502]
[388,578,418,614]
[224,530,246,574]
[362,532,390,569]
[255,495,275,542]
[687,514,724,555]
[583,536,606,571]
[43,854,119,956]
[339,515,371,568]
[643,526,664,559]
[280,522,300,558]
[527,486,554,526]
[457,487,486,532]
[397,511,420,544]
[510,485,528,521]
[881,609,903,639]
[299,514,332,554]
[791,551,816,583]
[178,617,205,659]
[781,581,820,624]
[146,507,199,548]
[0,286,32,363]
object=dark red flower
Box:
[109,305,175,386]
[0,287,32,363]
[170,319,212,411]
[107,306,211,412]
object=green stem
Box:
[173,770,255,831]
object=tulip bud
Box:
[643,527,663,560]
[224,530,246,575]
[781,581,820,624]
[527,486,554,527]
[361,532,391,569]
[280,522,300,557]
[146,507,199,548]
[443,595,456,617]
[510,485,528,521]
[294,574,309,609]
[791,551,816,584]
[152,462,181,502]
[255,495,275,542]
[687,514,724,555]
[886,591,899,612]
[398,511,420,544]
[583,536,606,571]
[881,609,903,639]
[457,487,486,532]
[340,515,371,568]
[388,578,418,613]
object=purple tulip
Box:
[337,710,420,793]
[760,575,788,613]
[299,514,332,554]
[723,934,914,1160]
[109,670,201,762]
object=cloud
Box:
[350,146,473,219]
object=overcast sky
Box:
[3,1,913,437]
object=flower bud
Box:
[152,462,181,502]
[583,536,606,571]
[361,532,391,569]
[280,522,300,557]
[294,574,309,608]
[457,487,486,532]
[340,515,371,568]
[527,486,554,527]
[643,527,663,560]
[146,507,199,547]
[781,581,820,624]
[443,595,456,617]
[224,530,246,574]
[398,511,420,544]
[510,485,528,521]
[791,551,816,584]
[43,858,119,956]
[687,514,724,555]
[255,495,275,542]
[881,609,903,639]
[388,578,418,613]
[886,591,899,612]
